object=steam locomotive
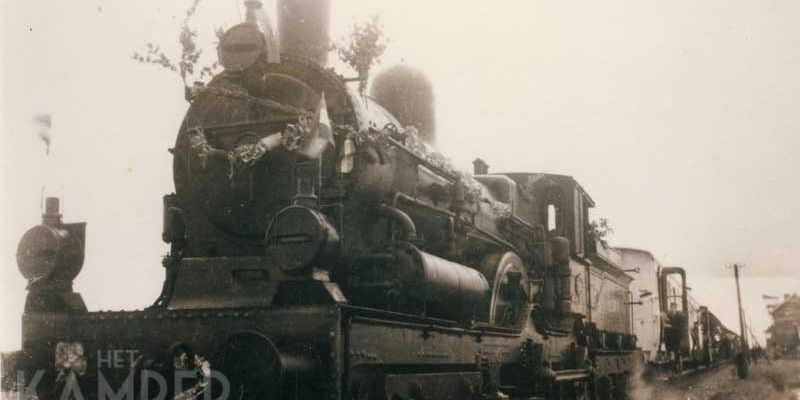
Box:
[3,1,737,399]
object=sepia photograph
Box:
[1,1,799,399]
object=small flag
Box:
[316,92,333,147]
[299,93,334,159]
[33,113,52,155]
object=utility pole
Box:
[734,264,748,351]
[731,263,749,378]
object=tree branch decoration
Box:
[132,0,220,86]
[333,15,387,95]
[589,218,614,247]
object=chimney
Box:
[473,158,489,175]
[277,0,331,65]
[43,197,62,227]
[244,0,261,24]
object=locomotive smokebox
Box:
[16,197,87,312]
[277,0,331,65]
[371,65,436,143]
[17,198,86,285]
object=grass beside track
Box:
[633,359,800,400]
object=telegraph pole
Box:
[734,264,748,351]
[731,263,749,378]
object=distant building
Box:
[765,294,800,359]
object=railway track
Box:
[648,360,733,385]
[674,361,732,382]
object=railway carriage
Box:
[616,248,738,375]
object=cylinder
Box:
[218,331,317,400]
[277,0,331,65]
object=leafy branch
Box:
[332,15,387,94]
[588,218,614,247]
[132,0,220,86]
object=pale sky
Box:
[2,0,799,351]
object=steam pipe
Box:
[390,193,457,257]
[378,204,416,242]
